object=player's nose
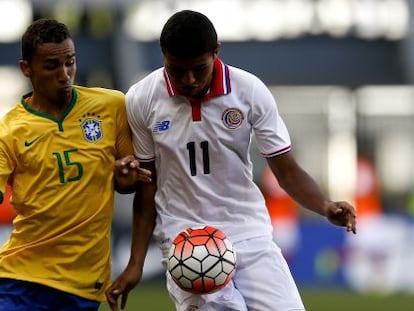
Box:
[182,70,196,85]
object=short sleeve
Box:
[114,92,134,159]
[250,78,291,157]
[0,130,14,198]
[125,84,155,161]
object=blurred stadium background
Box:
[1,0,414,310]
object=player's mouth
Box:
[59,85,72,93]
[178,85,201,97]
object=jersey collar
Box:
[21,88,78,125]
[163,57,232,102]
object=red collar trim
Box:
[163,57,231,101]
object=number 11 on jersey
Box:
[186,141,210,176]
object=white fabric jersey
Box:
[126,58,291,256]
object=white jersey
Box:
[126,58,291,255]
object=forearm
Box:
[279,166,330,216]
[127,183,157,271]
[267,154,330,217]
[114,177,138,194]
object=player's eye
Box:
[193,65,207,73]
[66,58,76,67]
[169,66,185,75]
[44,61,58,70]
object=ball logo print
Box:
[167,226,237,294]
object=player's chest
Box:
[15,114,116,167]
[150,97,251,144]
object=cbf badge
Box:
[222,108,244,129]
[80,118,103,142]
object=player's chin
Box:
[55,87,73,101]
[177,86,200,97]
[58,85,72,95]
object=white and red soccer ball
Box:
[167,225,237,294]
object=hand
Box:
[325,201,357,234]
[115,155,152,190]
[106,266,143,311]
[116,155,152,181]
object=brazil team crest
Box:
[80,118,103,142]
[222,108,244,129]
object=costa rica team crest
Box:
[80,118,103,142]
[222,108,244,129]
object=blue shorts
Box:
[0,278,100,311]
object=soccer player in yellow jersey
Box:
[0,19,151,310]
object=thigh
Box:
[0,278,99,311]
[233,237,305,311]
[58,291,100,311]
[166,272,247,311]
[0,278,28,311]
[0,278,51,311]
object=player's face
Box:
[163,51,216,98]
[20,38,76,107]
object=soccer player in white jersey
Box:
[107,10,357,311]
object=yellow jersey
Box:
[0,85,133,301]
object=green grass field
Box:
[99,279,414,311]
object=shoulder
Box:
[74,85,125,107]
[0,117,7,136]
[228,65,263,85]
[227,65,271,101]
[0,103,23,129]
[0,104,22,144]
[74,85,124,98]
[126,68,164,98]
[126,68,165,108]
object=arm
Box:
[106,161,157,311]
[267,152,356,234]
[114,155,152,193]
[113,90,152,193]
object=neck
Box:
[27,91,73,119]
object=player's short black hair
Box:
[21,18,72,61]
[160,10,218,58]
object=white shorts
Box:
[166,235,305,311]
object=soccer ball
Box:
[167,225,237,294]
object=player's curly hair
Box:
[21,18,72,61]
[160,10,218,58]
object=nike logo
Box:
[24,136,43,147]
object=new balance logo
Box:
[153,120,171,133]
[24,135,43,147]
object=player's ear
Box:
[19,60,31,77]
[213,43,221,56]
